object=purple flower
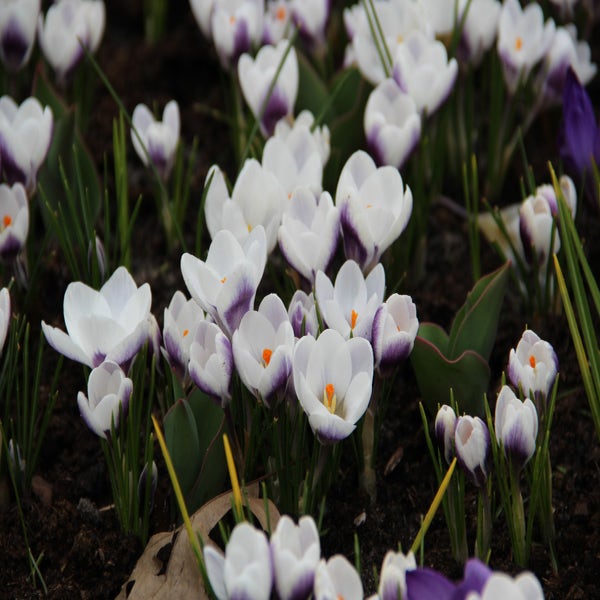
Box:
[559,67,600,176]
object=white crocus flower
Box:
[371,293,418,376]
[204,160,286,254]
[364,78,421,170]
[288,290,319,338]
[392,30,458,116]
[131,100,180,181]
[0,0,41,71]
[238,39,298,137]
[335,150,412,273]
[293,328,373,443]
[377,550,416,600]
[204,521,273,600]
[270,515,321,600]
[468,571,545,600]
[313,555,363,600]
[278,187,339,284]
[457,0,501,66]
[435,404,457,465]
[420,0,457,36]
[189,0,216,38]
[42,266,152,369]
[0,96,52,196]
[77,360,133,439]
[495,385,538,473]
[519,190,559,269]
[0,287,11,354]
[262,120,323,198]
[37,0,105,81]
[210,0,264,68]
[477,203,525,268]
[455,415,490,487]
[0,182,28,260]
[316,259,385,342]
[180,226,267,337]
[162,290,205,380]
[507,329,558,401]
[188,321,233,406]
[496,0,555,94]
[232,293,295,405]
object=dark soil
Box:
[1,2,599,599]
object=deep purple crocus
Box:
[559,67,600,176]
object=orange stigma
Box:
[276,6,286,20]
[183,329,189,337]
[2,215,11,228]
[515,36,523,51]
[529,355,536,368]
[230,15,236,25]
[262,348,273,366]
[323,383,336,413]
[221,276,227,284]
[350,310,358,330]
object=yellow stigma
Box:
[262,348,273,367]
[247,223,252,232]
[529,355,536,369]
[396,34,403,44]
[351,309,358,330]
[183,328,189,337]
[323,383,337,414]
[515,36,523,51]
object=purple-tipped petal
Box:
[406,567,454,600]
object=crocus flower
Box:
[519,190,559,268]
[0,287,11,354]
[131,100,180,181]
[315,259,385,342]
[364,79,421,170]
[288,290,319,338]
[238,39,298,137]
[494,385,538,472]
[313,555,363,600]
[262,0,292,45]
[180,226,267,337]
[293,328,373,443]
[371,293,418,376]
[559,67,600,177]
[435,404,456,465]
[232,293,295,405]
[270,515,321,600]
[162,290,205,380]
[0,182,28,260]
[188,320,233,406]
[42,266,152,369]
[204,160,286,254]
[210,0,264,68]
[262,119,323,197]
[204,521,273,600]
[469,571,544,599]
[454,415,490,488]
[0,0,40,71]
[189,0,215,38]
[392,30,458,116]
[456,0,500,66]
[375,550,416,600]
[0,95,53,196]
[336,150,412,273]
[507,329,558,401]
[290,0,329,50]
[77,360,133,439]
[278,187,339,284]
[37,0,106,81]
[496,0,555,94]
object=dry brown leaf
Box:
[115,484,280,600]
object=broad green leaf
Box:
[447,261,510,361]
[164,398,201,497]
[417,322,450,355]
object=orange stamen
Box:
[515,36,523,51]
[276,6,286,20]
[529,355,536,369]
[3,215,11,228]
[351,310,358,330]
[262,348,273,366]
[221,277,227,284]
[230,15,236,24]
[183,329,189,337]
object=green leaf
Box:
[164,398,201,497]
[295,52,331,121]
[447,261,510,361]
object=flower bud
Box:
[434,404,456,465]
[454,415,490,487]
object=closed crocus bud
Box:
[0,183,28,261]
[204,521,273,600]
[0,0,41,71]
[508,329,558,401]
[270,515,321,600]
[0,287,11,354]
[77,360,133,439]
[455,415,490,487]
[238,40,298,137]
[288,290,318,338]
[137,460,158,514]
[494,385,538,472]
[434,404,456,465]
[519,191,559,268]
[0,96,53,196]
[131,100,180,181]
[371,293,418,376]
[364,79,421,171]
[87,235,107,281]
[377,550,416,600]
[188,321,233,407]
[37,0,106,81]
[314,555,363,600]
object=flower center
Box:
[221,276,227,284]
[276,6,286,20]
[529,355,536,369]
[515,36,523,51]
[2,214,12,229]
[350,310,358,330]
[262,348,273,367]
[323,383,337,414]
[229,15,236,25]
[183,329,189,337]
